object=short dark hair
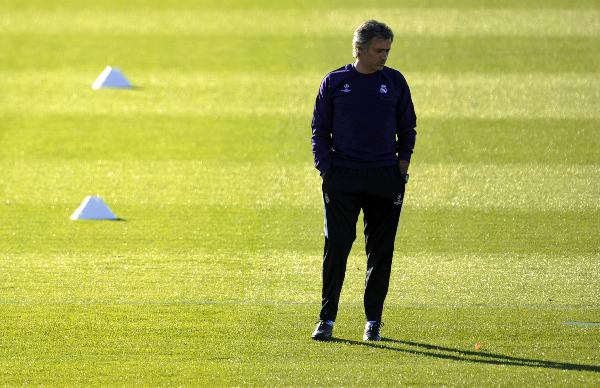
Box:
[352,20,394,58]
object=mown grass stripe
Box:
[1,9,599,37]
[1,161,598,210]
[1,301,599,310]
[2,35,597,74]
[1,250,598,306]
[2,0,599,11]
[1,72,598,119]
[2,115,598,165]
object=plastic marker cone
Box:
[91,66,132,90]
[70,196,118,220]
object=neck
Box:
[353,59,377,74]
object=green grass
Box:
[1,0,599,385]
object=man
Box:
[310,20,417,341]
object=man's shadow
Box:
[327,338,600,373]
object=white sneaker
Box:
[363,321,382,341]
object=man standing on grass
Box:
[311,20,417,341]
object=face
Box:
[357,37,392,73]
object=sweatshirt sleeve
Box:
[396,75,417,161]
[311,76,334,175]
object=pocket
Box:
[321,167,336,192]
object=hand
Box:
[398,160,410,175]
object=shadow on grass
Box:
[327,338,600,373]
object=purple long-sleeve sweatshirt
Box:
[311,64,417,175]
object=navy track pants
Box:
[319,166,405,322]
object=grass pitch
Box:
[1,0,599,385]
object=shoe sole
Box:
[363,336,381,341]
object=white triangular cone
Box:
[91,66,132,90]
[70,196,117,220]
